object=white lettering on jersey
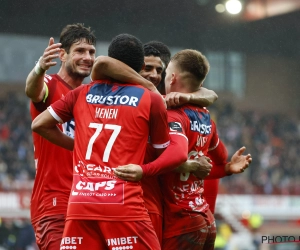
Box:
[196,135,208,147]
[75,180,117,192]
[190,120,211,134]
[74,161,116,177]
[95,108,118,119]
[86,94,139,106]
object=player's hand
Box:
[165,92,191,108]
[225,146,252,174]
[38,37,61,71]
[113,164,143,182]
[191,156,213,179]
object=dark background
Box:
[1,0,300,58]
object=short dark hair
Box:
[144,41,171,67]
[143,44,161,58]
[108,34,144,73]
[59,23,96,53]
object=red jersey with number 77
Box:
[48,80,170,221]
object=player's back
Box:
[182,105,217,156]
[63,80,159,221]
[161,104,218,238]
[73,81,151,167]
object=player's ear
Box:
[59,48,67,62]
[170,73,176,85]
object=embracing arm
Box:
[113,136,188,181]
[175,156,212,179]
[91,56,159,94]
[32,109,74,151]
[165,87,218,108]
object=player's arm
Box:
[32,86,81,151]
[32,109,74,151]
[114,137,188,182]
[25,37,61,102]
[205,121,251,178]
[91,56,159,94]
[114,93,187,181]
[142,98,188,176]
[224,146,252,174]
[165,87,218,108]
[204,139,228,179]
[205,141,251,179]
[176,156,212,179]
[142,135,188,177]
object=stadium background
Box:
[0,0,299,249]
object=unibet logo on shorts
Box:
[107,236,138,249]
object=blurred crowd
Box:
[209,102,300,196]
[0,218,37,250]
[0,92,299,195]
[0,92,35,192]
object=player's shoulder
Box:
[148,91,166,108]
[202,106,210,113]
[167,107,186,120]
[44,73,56,84]
[43,74,64,90]
[187,105,211,116]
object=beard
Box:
[65,63,91,79]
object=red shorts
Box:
[61,219,161,250]
[32,214,65,250]
[149,213,163,247]
[162,220,216,250]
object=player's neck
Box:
[57,68,84,89]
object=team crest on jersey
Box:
[169,122,183,132]
[184,109,212,135]
[86,83,144,107]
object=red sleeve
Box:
[49,85,84,123]
[31,75,60,112]
[148,91,170,148]
[141,134,188,176]
[141,107,188,176]
[204,179,219,214]
[205,139,229,179]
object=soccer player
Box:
[143,41,239,215]
[25,23,96,250]
[144,40,171,95]
[31,33,187,249]
[160,49,252,250]
[92,43,219,246]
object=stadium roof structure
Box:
[1,0,299,57]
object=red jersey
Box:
[30,74,74,224]
[160,105,219,238]
[141,144,163,217]
[48,80,170,221]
